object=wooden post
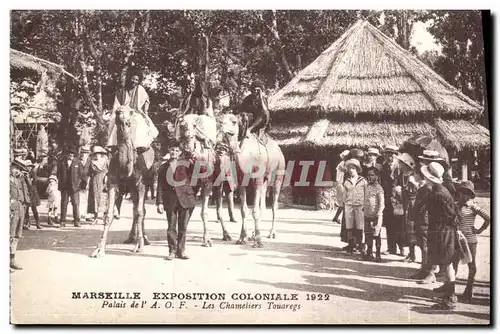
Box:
[461,161,468,181]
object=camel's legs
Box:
[201,187,212,247]
[252,184,263,248]
[236,186,249,244]
[227,190,237,222]
[269,179,282,239]
[214,186,232,241]
[90,186,117,257]
[132,183,146,253]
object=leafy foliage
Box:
[10,9,489,148]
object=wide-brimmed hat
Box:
[384,145,399,155]
[457,180,475,198]
[349,148,365,160]
[345,158,362,173]
[421,162,444,184]
[339,150,350,159]
[396,153,416,170]
[24,160,35,168]
[92,146,107,155]
[418,149,445,162]
[367,147,381,156]
[80,146,91,153]
[13,148,26,156]
[48,175,58,182]
[11,159,27,172]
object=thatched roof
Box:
[435,119,490,151]
[269,19,483,123]
[10,48,77,80]
[270,119,435,149]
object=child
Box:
[363,166,385,262]
[453,180,490,302]
[342,158,367,255]
[396,153,419,262]
[46,175,61,226]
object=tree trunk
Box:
[120,16,138,88]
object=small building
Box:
[268,19,490,209]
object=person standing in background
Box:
[57,147,85,228]
[332,150,350,224]
[381,145,400,255]
[79,146,91,221]
[86,146,109,225]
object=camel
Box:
[90,106,155,257]
[176,113,234,247]
[216,113,286,247]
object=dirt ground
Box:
[10,195,491,324]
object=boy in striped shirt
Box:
[453,181,490,302]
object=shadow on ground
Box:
[231,240,490,323]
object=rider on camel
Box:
[235,80,270,141]
[179,77,215,149]
[107,72,159,154]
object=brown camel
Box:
[90,106,155,257]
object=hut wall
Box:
[280,146,340,209]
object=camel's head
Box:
[219,113,239,141]
[115,106,133,139]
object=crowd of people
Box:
[333,145,490,310]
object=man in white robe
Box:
[107,74,159,151]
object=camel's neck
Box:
[116,122,135,178]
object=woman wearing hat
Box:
[332,150,350,224]
[420,162,460,310]
[86,146,109,225]
[453,181,490,302]
[396,153,423,262]
[418,150,456,197]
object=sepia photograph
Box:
[8,8,491,325]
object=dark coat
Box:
[57,157,85,193]
[425,183,460,265]
[156,157,196,210]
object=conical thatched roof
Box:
[269,19,483,122]
[268,19,489,152]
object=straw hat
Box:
[367,147,381,156]
[92,146,107,155]
[13,148,26,157]
[80,146,91,153]
[396,153,416,170]
[420,162,444,184]
[384,145,399,155]
[345,158,362,173]
[48,175,58,183]
[457,180,475,198]
[418,149,445,162]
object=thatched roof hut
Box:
[268,19,490,151]
[10,48,77,79]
